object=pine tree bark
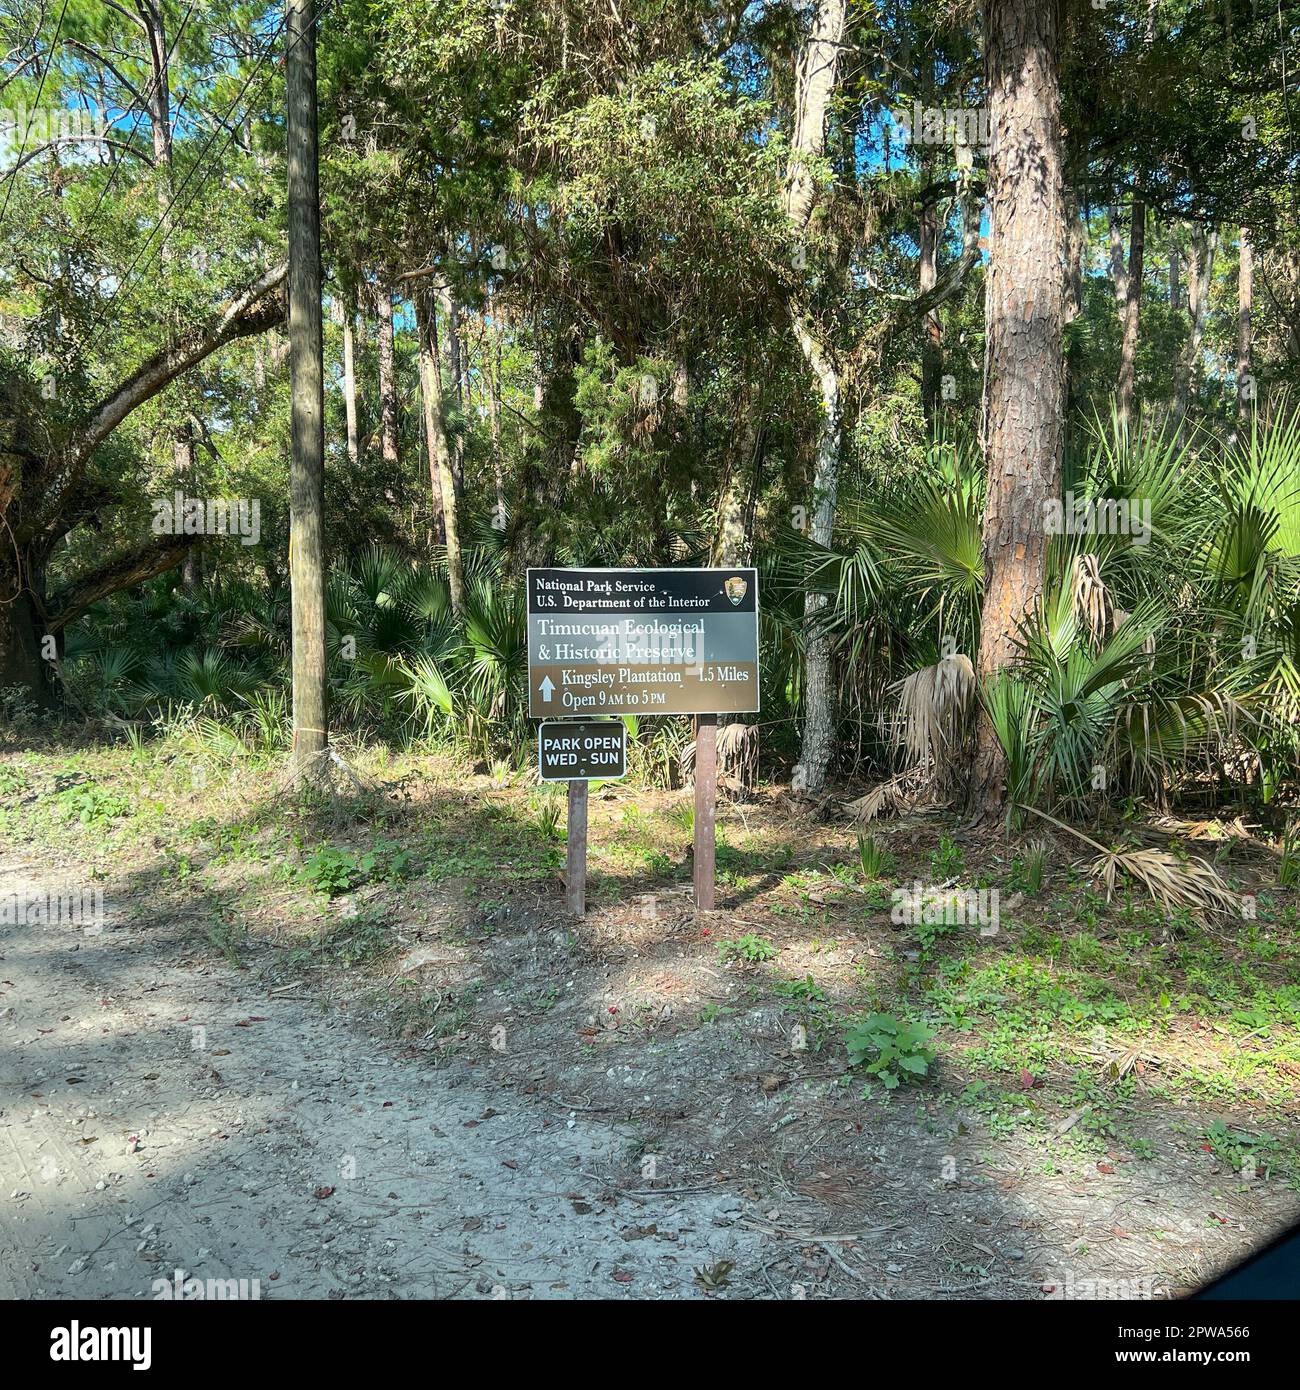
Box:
[417,289,465,621]
[969,0,1067,819]
[1237,226,1254,419]
[286,0,329,783]
[785,0,848,797]
[1116,200,1146,429]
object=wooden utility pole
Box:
[286,0,328,784]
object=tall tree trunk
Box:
[785,0,848,797]
[376,280,399,469]
[1237,226,1254,419]
[415,293,446,541]
[919,196,943,426]
[487,318,506,525]
[714,391,760,567]
[1108,205,1128,307]
[1174,227,1217,424]
[417,289,465,620]
[1116,200,1146,429]
[342,295,359,466]
[286,0,329,784]
[436,278,465,496]
[969,0,1067,820]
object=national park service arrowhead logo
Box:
[724,575,747,606]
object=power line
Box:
[73,10,292,362]
[74,2,200,256]
[77,0,338,366]
[0,0,73,227]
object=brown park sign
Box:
[526,567,760,718]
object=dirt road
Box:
[0,854,763,1300]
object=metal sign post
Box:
[526,567,760,913]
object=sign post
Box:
[565,780,588,917]
[526,567,759,912]
[693,713,717,910]
[536,719,627,917]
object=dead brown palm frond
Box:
[1017,804,1238,919]
[1092,846,1238,918]
[717,720,759,791]
[843,766,936,823]
[844,779,910,824]
[681,721,759,797]
[889,653,975,772]
[1072,553,1112,642]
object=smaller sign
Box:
[538,720,627,783]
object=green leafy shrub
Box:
[844,1012,937,1089]
[718,933,777,964]
[55,783,132,827]
[299,839,414,896]
[300,846,361,896]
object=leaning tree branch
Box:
[30,262,287,540]
[46,533,198,633]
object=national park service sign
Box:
[526,567,760,718]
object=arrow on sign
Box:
[539,676,555,702]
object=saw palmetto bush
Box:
[66,542,529,757]
[768,434,985,780]
[984,412,1300,817]
[780,411,1300,818]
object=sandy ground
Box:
[4,837,1298,1302]
[0,853,765,1300]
